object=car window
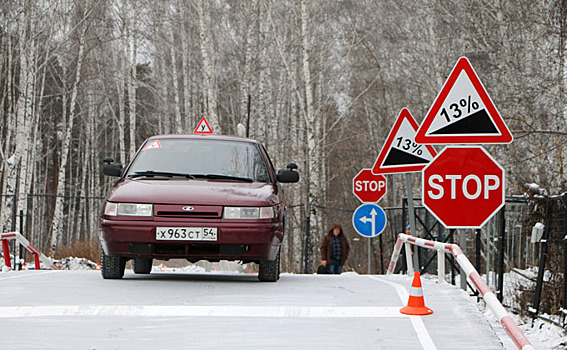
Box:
[261,145,276,175]
[126,139,271,182]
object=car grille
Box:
[154,204,222,219]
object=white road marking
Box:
[367,275,437,350]
[0,270,60,281]
[0,305,407,318]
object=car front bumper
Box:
[99,218,283,262]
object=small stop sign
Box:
[353,169,387,203]
[422,146,504,228]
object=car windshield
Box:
[126,138,271,183]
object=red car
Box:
[99,135,299,281]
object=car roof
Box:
[146,134,261,145]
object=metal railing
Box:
[387,233,534,350]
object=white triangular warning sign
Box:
[415,57,513,144]
[194,116,213,134]
[142,140,161,151]
[372,108,437,174]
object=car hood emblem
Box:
[182,206,194,211]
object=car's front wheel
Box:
[100,249,126,279]
[133,257,153,274]
[258,248,280,282]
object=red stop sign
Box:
[353,169,387,203]
[422,146,504,228]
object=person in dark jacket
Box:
[320,223,350,274]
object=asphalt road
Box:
[0,270,506,350]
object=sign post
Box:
[372,108,437,270]
[352,170,387,274]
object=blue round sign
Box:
[352,203,387,238]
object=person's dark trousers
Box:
[329,260,342,274]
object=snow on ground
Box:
[425,271,567,350]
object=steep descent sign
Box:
[372,108,437,174]
[194,116,213,134]
[415,57,513,144]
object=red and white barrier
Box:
[387,233,534,350]
[1,231,58,271]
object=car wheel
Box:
[258,248,280,282]
[100,248,126,279]
[133,257,153,274]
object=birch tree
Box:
[2,2,36,232]
[197,0,220,132]
[126,5,138,158]
[169,14,183,133]
[300,0,323,268]
[50,8,88,253]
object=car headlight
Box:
[104,202,153,217]
[223,206,275,219]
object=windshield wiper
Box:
[128,170,196,179]
[192,174,254,182]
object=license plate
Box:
[156,227,218,241]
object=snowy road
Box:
[0,270,509,349]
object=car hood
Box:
[105,178,281,206]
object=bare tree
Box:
[50,5,89,253]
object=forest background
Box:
[1,0,566,273]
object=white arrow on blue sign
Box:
[352,203,387,238]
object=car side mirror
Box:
[277,168,299,183]
[102,157,123,177]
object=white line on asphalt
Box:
[366,275,437,350]
[0,305,407,318]
[0,270,60,281]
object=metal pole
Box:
[405,173,419,270]
[486,221,491,287]
[367,238,371,274]
[497,206,506,302]
[563,194,567,321]
[303,215,311,274]
[449,229,455,285]
[404,242,414,275]
[475,229,481,273]
[533,201,551,314]
[379,234,384,274]
[460,230,467,291]
[563,234,567,318]
[245,94,251,138]
[10,204,16,270]
[401,198,408,274]
[437,249,445,283]
[18,210,24,270]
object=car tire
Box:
[258,248,280,282]
[100,249,126,279]
[133,257,153,274]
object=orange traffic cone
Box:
[22,262,26,271]
[161,263,165,272]
[95,262,100,270]
[400,272,433,316]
